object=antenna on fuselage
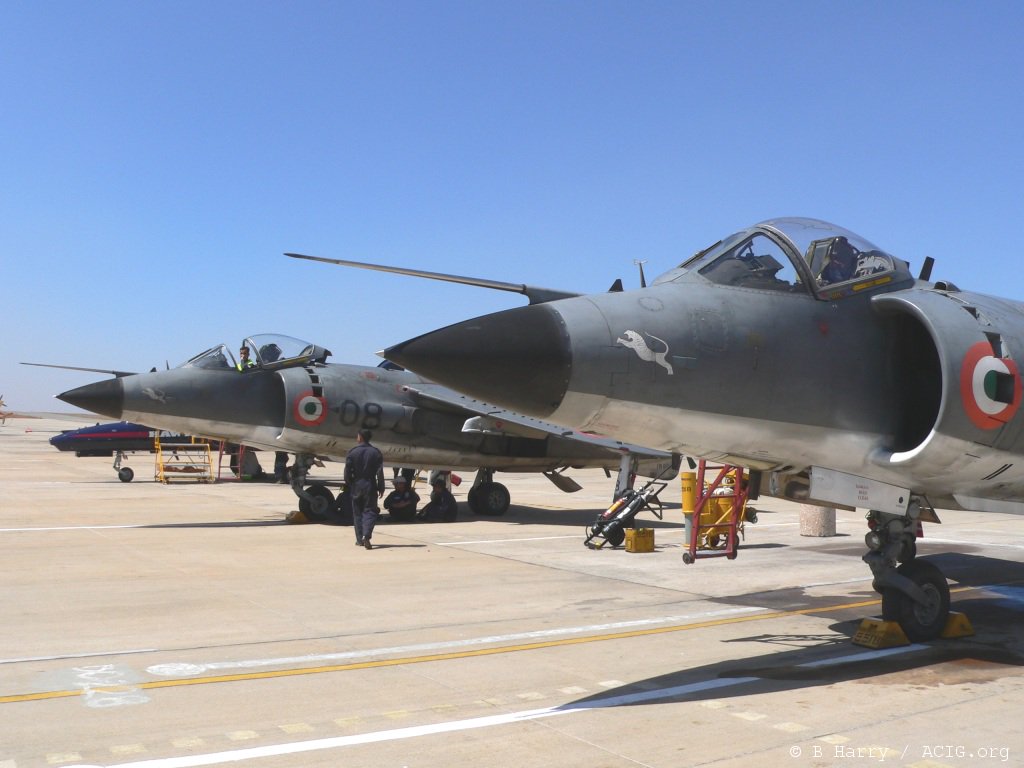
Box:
[919,256,935,282]
[634,259,648,288]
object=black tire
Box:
[334,489,354,526]
[473,482,510,516]
[726,531,740,560]
[604,526,626,547]
[881,559,950,642]
[467,486,481,515]
[117,467,134,483]
[299,483,335,523]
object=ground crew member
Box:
[344,428,385,549]
[383,476,420,521]
[418,476,458,522]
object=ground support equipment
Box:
[154,433,214,483]
[681,461,754,564]
[585,475,667,549]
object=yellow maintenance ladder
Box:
[154,432,214,483]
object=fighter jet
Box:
[49,334,675,520]
[289,216,1024,641]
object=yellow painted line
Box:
[0,589,971,706]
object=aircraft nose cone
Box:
[58,378,124,419]
[384,304,571,417]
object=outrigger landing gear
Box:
[863,499,951,642]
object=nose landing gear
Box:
[861,500,965,643]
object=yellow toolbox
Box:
[625,528,655,553]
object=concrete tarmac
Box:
[2,415,1023,768]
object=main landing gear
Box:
[863,498,951,642]
[467,468,511,516]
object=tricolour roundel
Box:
[293,391,327,427]
[960,341,1022,430]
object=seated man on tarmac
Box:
[418,476,458,522]
[383,475,420,522]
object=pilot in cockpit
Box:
[819,236,858,285]
[237,345,256,371]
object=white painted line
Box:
[800,577,876,589]
[0,648,158,665]
[436,534,580,545]
[922,537,1024,550]
[65,677,758,768]
[145,606,766,677]
[986,586,1024,606]
[797,645,923,668]
[0,525,147,532]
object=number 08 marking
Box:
[336,400,383,429]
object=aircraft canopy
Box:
[656,217,913,298]
[179,334,332,371]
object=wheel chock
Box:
[285,510,310,524]
[853,611,974,648]
[852,618,910,649]
[940,611,974,639]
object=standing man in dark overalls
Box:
[344,429,385,549]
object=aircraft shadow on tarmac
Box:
[558,586,1024,713]
[452,504,688,528]
[140,520,291,529]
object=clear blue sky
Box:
[3,1,1024,412]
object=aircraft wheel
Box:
[726,532,740,560]
[467,486,481,514]
[299,483,335,523]
[473,482,510,515]
[881,560,950,642]
[604,526,626,548]
[117,467,134,483]
[335,489,353,526]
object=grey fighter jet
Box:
[291,216,1024,641]
[51,334,675,520]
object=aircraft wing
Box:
[402,381,673,461]
[22,362,138,378]
[285,253,580,305]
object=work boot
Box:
[363,538,372,550]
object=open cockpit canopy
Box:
[655,217,913,298]
[179,334,332,371]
